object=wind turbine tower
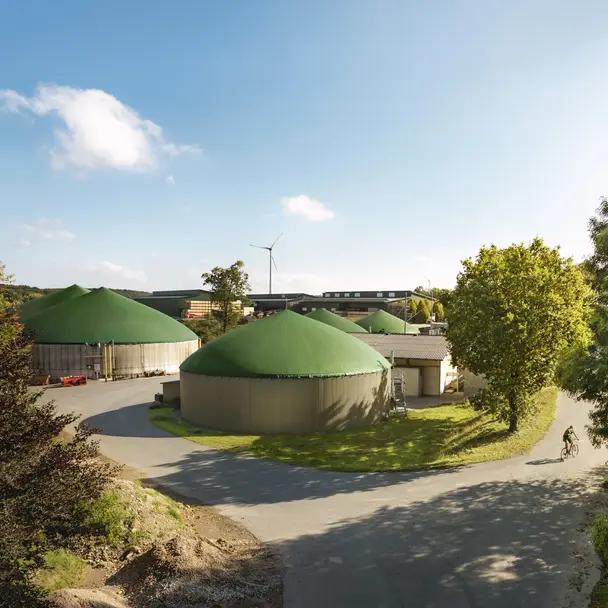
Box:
[250,233,282,294]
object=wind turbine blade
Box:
[250,244,267,250]
[271,232,283,249]
[271,254,277,271]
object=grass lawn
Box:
[149,387,557,472]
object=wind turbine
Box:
[250,233,282,294]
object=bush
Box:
[593,513,608,565]
[85,491,134,546]
[35,549,85,592]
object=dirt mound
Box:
[111,534,281,607]
[47,587,127,608]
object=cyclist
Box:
[562,425,579,457]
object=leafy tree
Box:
[447,238,589,433]
[0,262,115,605]
[412,299,430,323]
[433,301,445,321]
[202,260,251,334]
[181,316,223,345]
[433,288,453,309]
[409,299,419,319]
[557,199,608,446]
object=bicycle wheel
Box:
[571,443,579,457]
[561,447,568,460]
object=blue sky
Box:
[1,1,607,293]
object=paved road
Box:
[51,378,605,607]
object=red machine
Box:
[60,375,88,387]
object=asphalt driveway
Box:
[50,377,605,607]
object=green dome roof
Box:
[305,308,369,333]
[180,309,390,378]
[19,284,90,320]
[26,287,198,344]
[355,309,420,335]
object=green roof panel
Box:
[305,308,369,333]
[355,309,420,335]
[19,284,90,320]
[26,287,198,344]
[180,309,390,378]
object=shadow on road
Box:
[525,458,564,466]
[275,474,604,607]
[148,448,465,507]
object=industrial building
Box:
[19,284,90,320]
[248,289,434,316]
[354,334,456,397]
[179,309,391,434]
[26,287,198,381]
[355,309,420,335]
[305,308,369,333]
[136,289,252,319]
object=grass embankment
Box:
[150,387,557,472]
[589,494,608,607]
[34,479,184,594]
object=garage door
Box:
[423,366,441,396]
[396,368,421,397]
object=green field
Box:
[150,387,557,472]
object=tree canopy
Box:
[0,262,115,604]
[557,199,608,446]
[447,238,589,432]
[202,260,251,334]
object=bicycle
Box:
[561,440,579,460]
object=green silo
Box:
[26,287,198,380]
[180,310,390,433]
[305,308,369,333]
[355,309,420,335]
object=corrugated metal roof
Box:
[353,334,450,361]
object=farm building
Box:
[305,308,369,333]
[19,284,90,320]
[136,289,252,319]
[355,309,420,335]
[179,309,391,434]
[25,287,198,380]
[354,334,456,397]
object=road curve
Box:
[52,378,605,607]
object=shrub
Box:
[85,491,133,546]
[35,549,85,592]
[593,513,608,565]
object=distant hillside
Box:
[0,284,151,305]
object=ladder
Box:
[392,375,407,416]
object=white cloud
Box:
[84,261,147,283]
[166,174,176,186]
[0,84,200,172]
[281,195,335,222]
[22,218,76,242]
[18,239,31,247]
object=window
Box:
[344,292,350,297]
[377,292,383,297]
[355,292,360,297]
[324,293,329,297]
[312,307,317,311]
[302,307,307,312]
[389,292,395,297]
[334,293,339,297]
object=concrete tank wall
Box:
[180,369,391,434]
[32,340,198,381]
